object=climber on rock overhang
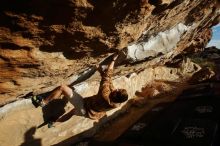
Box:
[31,53,128,121]
[83,53,129,120]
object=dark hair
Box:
[110,89,128,103]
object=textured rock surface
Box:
[0,54,215,146]
[0,47,220,146]
[0,0,219,105]
[0,0,220,145]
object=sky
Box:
[207,23,220,48]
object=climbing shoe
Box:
[31,95,45,108]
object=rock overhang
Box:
[0,0,220,145]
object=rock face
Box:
[0,0,220,145]
[0,0,219,105]
[0,54,217,146]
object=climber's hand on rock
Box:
[112,54,119,61]
[94,64,103,73]
[94,64,99,69]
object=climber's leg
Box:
[32,85,73,107]
[43,84,73,104]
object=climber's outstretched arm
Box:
[107,54,118,71]
[97,54,118,97]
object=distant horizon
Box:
[207,23,220,48]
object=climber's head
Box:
[110,89,128,103]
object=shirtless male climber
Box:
[32,54,128,121]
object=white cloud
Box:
[207,39,220,48]
[213,24,220,29]
[208,23,220,49]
